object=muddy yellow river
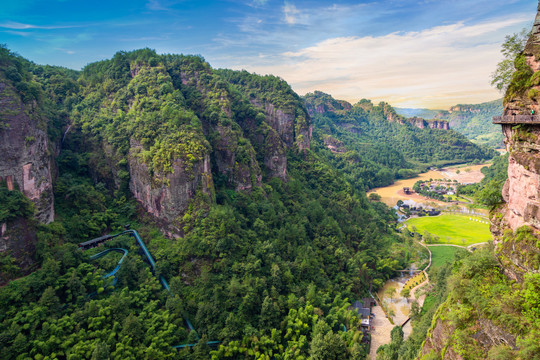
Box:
[367,164,489,208]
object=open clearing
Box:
[437,163,490,184]
[406,213,492,246]
[428,245,467,275]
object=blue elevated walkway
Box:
[80,229,218,348]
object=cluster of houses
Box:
[400,204,440,217]
[418,182,456,196]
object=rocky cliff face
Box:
[491,3,540,281]
[421,315,518,359]
[397,116,450,130]
[128,139,214,236]
[421,5,540,358]
[0,59,56,282]
[217,69,312,179]
[70,53,311,235]
[0,76,54,224]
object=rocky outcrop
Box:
[0,80,54,224]
[396,116,450,130]
[429,120,450,130]
[421,319,462,360]
[129,139,214,235]
[421,316,517,359]
[303,91,352,116]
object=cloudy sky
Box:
[1,0,538,108]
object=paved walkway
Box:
[425,241,489,253]
[369,303,393,360]
[369,241,432,359]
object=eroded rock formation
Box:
[0,79,54,224]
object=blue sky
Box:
[1,0,538,108]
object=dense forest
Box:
[458,153,509,207]
[303,91,496,191]
[0,46,440,359]
[0,42,511,359]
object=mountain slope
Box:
[0,47,422,359]
[304,91,496,190]
[396,99,504,148]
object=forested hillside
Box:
[304,92,496,191]
[0,46,429,359]
[396,99,504,149]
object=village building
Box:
[351,298,375,332]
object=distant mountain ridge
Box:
[396,99,504,148]
[394,107,442,119]
[302,91,495,190]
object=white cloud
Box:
[56,48,75,55]
[146,0,184,12]
[238,15,532,108]
[0,21,78,30]
[283,3,300,25]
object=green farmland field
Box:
[406,213,492,246]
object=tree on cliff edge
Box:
[491,28,530,91]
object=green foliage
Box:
[419,246,540,359]
[491,28,530,92]
[505,53,535,104]
[0,45,504,359]
[459,153,508,206]
[0,181,34,223]
[522,273,540,325]
[436,100,504,148]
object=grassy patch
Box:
[428,245,467,275]
[406,213,491,245]
[420,293,437,316]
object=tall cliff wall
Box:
[420,5,540,358]
[0,54,57,282]
[71,52,311,235]
[491,2,540,282]
[0,79,54,224]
